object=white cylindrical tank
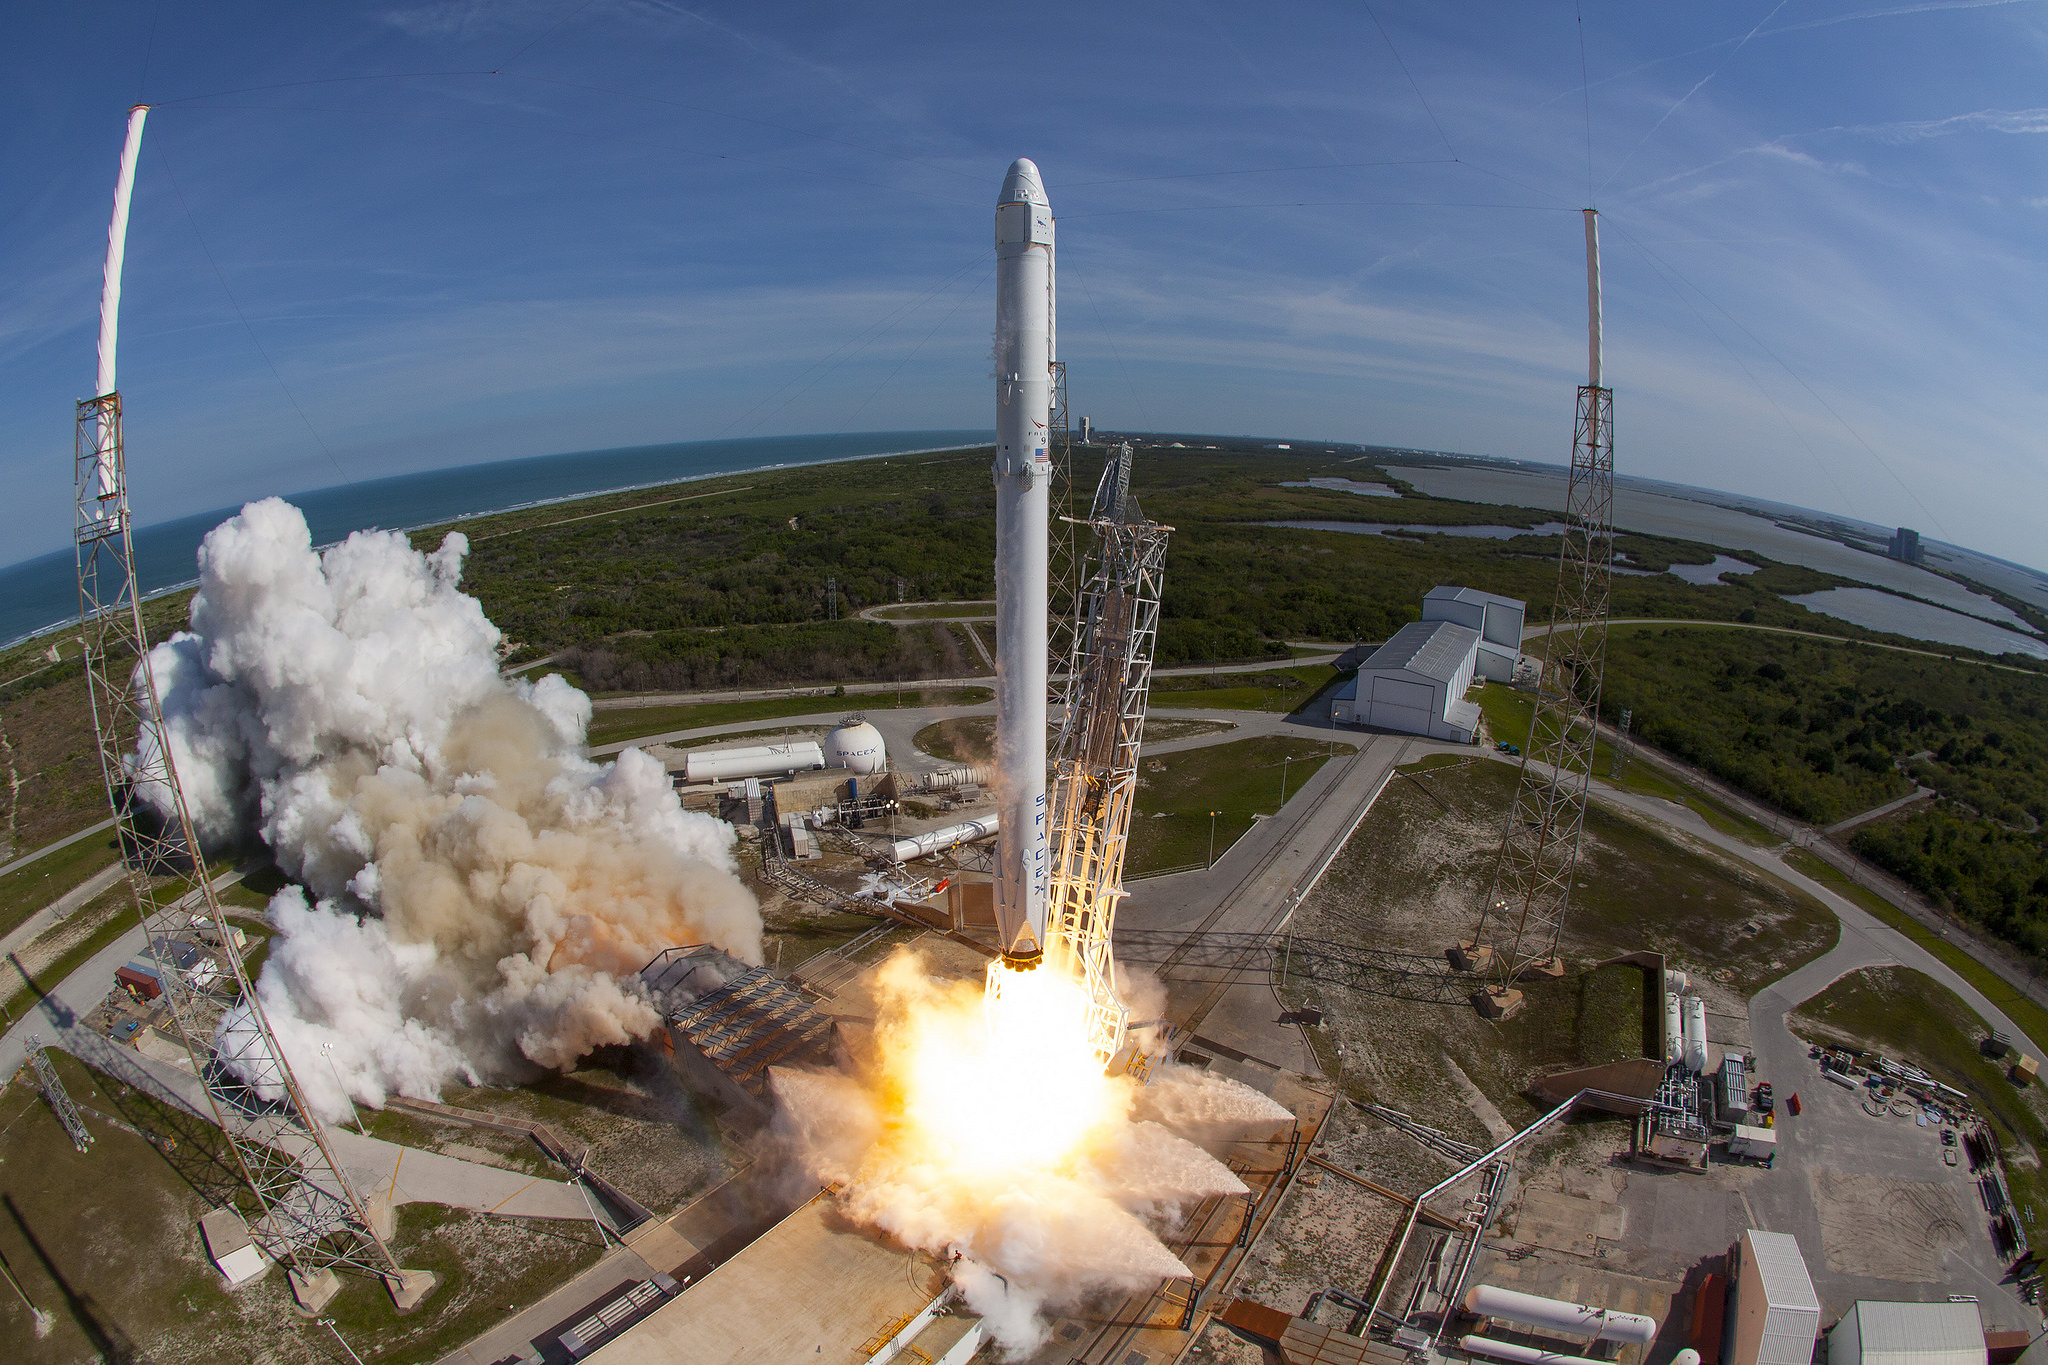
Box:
[890,815,999,863]
[1664,992,1685,1064]
[911,765,990,791]
[1462,1338,1614,1365]
[1464,1286,1658,1346]
[1462,1338,1612,1365]
[1666,969,1689,994]
[825,717,886,774]
[1683,994,1710,1073]
[683,742,825,784]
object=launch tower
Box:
[1459,209,1616,1018]
[71,107,426,1310]
[1043,444,1172,1067]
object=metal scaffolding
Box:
[1038,443,1172,1065]
[75,400,412,1306]
[27,1034,92,1154]
[1464,209,1616,1002]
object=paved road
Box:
[1824,784,1936,835]
[0,861,125,963]
[0,817,117,879]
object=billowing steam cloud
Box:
[137,498,760,1118]
[775,952,1293,1354]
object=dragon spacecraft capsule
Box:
[991,157,1055,970]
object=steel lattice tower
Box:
[1462,210,1615,1016]
[27,1034,93,1154]
[1046,359,1080,698]
[73,106,425,1312]
[1040,443,1171,1066]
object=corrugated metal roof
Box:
[1360,620,1481,684]
[1744,1230,1820,1310]
[1424,585,1527,612]
[1843,1302,1986,1365]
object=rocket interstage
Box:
[992,158,1054,970]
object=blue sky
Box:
[2,2,2045,569]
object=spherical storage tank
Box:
[826,716,886,774]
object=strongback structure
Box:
[72,106,423,1311]
[1043,444,1171,1066]
[1459,209,1616,1017]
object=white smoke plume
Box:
[773,950,1292,1355]
[136,498,760,1118]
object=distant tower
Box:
[72,106,428,1313]
[1457,208,1616,1019]
[1889,527,1923,564]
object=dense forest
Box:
[441,443,1932,677]
[1601,626,2048,956]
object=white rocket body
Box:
[94,104,149,497]
[991,158,1054,968]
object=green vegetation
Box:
[1125,736,1351,875]
[910,714,1235,765]
[0,1050,610,1364]
[1601,625,2048,956]
[1792,965,2048,1221]
[0,885,138,1024]
[1150,664,1341,713]
[584,685,988,747]
[1785,848,2048,1054]
[564,619,979,694]
[0,831,119,938]
[1506,963,1654,1071]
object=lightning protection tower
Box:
[1458,209,1616,1020]
[27,1034,93,1154]
[1042,443,1171,1068]
[72,106,429,1312]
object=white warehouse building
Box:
[1332,620,1484,742]
[1421,585,1526,681]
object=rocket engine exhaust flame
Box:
[775,949,1288,1354]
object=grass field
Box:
[0,1050,609,1365]
[1126,735,1353,876]
[1791,965,2048,1223]
[584,685,989,747]
[1786,848,2048,1056]
[910,715,1236,766]
[0,830,121,938]
[1149,664,1342,713]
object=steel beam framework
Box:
[1038,443,1171,1065]
[28,1034,93,1154]
[1469,383,1615,985]
[74,393,405,1294]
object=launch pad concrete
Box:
[582,1192,961,1365]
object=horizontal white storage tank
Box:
[684,742,825,784]
[1665,992,1685,1064]
[1464,1286,1658,1346]
[1683,994,1710,1073]
[1462,1337,1612,1365]
[889,815,998,863]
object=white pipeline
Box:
[890,815,999,864]
[991,157,1054,967]
[1464,1285,1657,1346]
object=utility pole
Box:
[1280,755,1293,808]
[1208,810,1221,869]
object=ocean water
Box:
[0,430,989,648]
[1280,477,1400,498]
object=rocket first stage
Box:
[991,158,1055,969]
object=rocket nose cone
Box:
[999,157,1048,208]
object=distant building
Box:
[1421,585,1526,681]
[1079,415,1091,442]
[1889,527,1924,564]
[1331,620,1483,741]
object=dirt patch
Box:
[1807,1167,1969,1281]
